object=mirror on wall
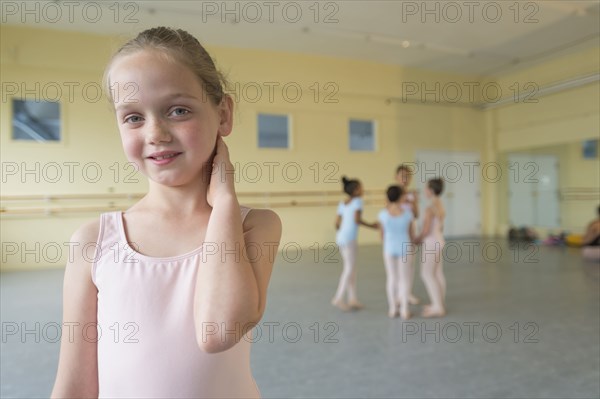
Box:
[499,139,599,232]
[12,98,61,142]
[582,139,599,159]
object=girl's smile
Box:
[146,150,184,165]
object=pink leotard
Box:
[423,215,445,250]
[91,207,260,398]
[400,192,416,213]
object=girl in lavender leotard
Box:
[415,178,447,318]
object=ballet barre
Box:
[0,191,386,216]
[559,187,599,201]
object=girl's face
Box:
[424,185,433,199]
[109,50,232,187]
[396,170,411,187]
[354,183,363,197]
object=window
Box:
[582,139,598,159]
[349,119,374,151]
[258,113,289,149]
[12,99,61,142]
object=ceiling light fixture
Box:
[304,26,471,56]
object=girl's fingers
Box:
[214,136,231,162]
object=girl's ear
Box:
[217,95,234,137]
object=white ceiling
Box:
[3,0,600,76]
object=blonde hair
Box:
[103,27,228,106]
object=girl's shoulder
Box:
[71,216,102,248]
[384,205,405,218]
[428,204,444,220]
[341,197,362,208]
[65,216,103,285]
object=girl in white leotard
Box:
[332,176,378,311]
[415,178,447,318]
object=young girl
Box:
[332,176,378,311]
[51,27,282,398]
[395,164,419,218]
[378,185,417,319]
[415,178,447,318]
[582,205,600,262]
[395,164,420,305]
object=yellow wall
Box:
[1,25,598,270]
[486,46,599,152]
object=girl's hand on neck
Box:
[207,136,237,208]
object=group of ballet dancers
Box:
[332,165,447,319]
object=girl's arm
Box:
[409,219,417,244]
[195,137,282,353]
[582,221,600,245]
[415,207,433,243]
[411,191,420,219]
[335,215,341,230]
[51,220,100,398]
[355,210,378,229]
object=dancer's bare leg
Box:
[384,254,399,317]
[399,253,412,320]
[332,242,356,311]
[420,246,445,317]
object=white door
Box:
[534,155,560,228]
[452,152,482,236]
[508,154,536,226]
[507,154,560,228]
[414,151,481,238]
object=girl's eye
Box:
[171,108,190,117]
[124,115,142,124]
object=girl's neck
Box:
[142,176,211,216]
[345,194,359,204]
[387,202,402,212]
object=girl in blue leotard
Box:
[332,176,378,311]
[378,185,417,319]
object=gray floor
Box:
[1,239,599,398]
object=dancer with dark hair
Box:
[378,185,417,319]
[332,176,378,311]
